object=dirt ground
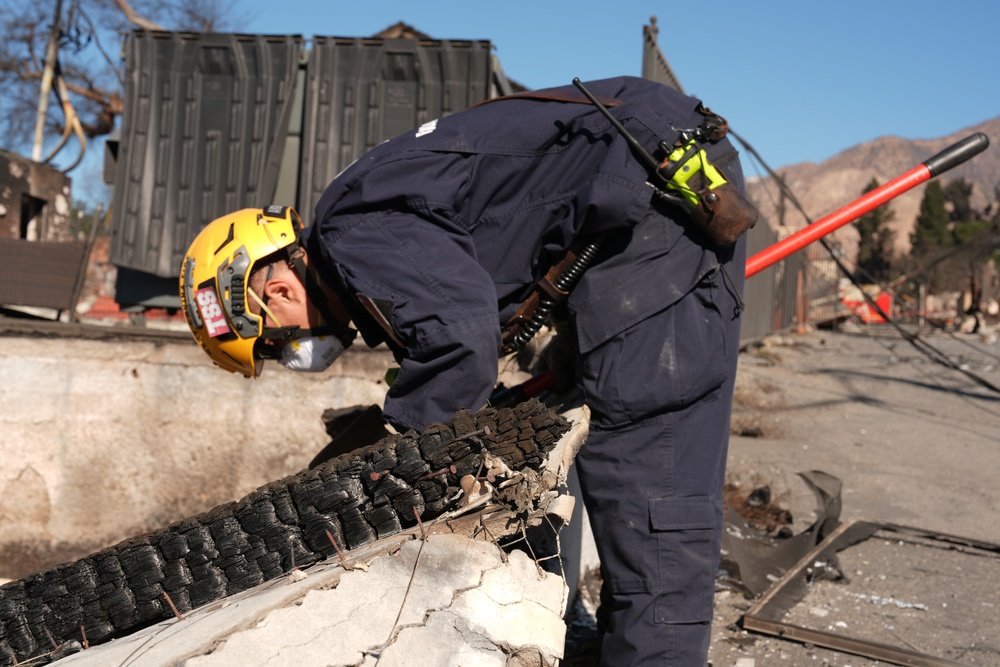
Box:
[565,324,1000,667]
[715,325,1000,667]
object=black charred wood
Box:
[0,399,569,666]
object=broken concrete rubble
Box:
[184,536,568,667]
[6,403,589,667]
[44,533,569,667]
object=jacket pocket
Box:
[579,273,729,425]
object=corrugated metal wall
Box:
[641,20,684,93]
[740,220,783,340]
[298,37,492,219]
[741,227,847,340]
[107,32,494,301]
[109,32,302,279]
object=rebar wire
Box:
[732,129,1000,397]
[373,525,428,666]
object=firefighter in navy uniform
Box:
[180,76,756,666]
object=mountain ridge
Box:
[745,116,1000,258]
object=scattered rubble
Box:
[0,400,578,666]
[184,535,568,667]
[744,520,1000,666]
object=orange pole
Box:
[745,133,989,278]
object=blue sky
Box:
[69,0,998,203]
[237,0,998,176]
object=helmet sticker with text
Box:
[195,287,231,337]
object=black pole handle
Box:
[923,132,990,178]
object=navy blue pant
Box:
[574,272,740,666]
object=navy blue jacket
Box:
[303,76,746,430]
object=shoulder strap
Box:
[472,90,623,109]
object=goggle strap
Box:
[246,286,283,328]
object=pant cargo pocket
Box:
[649,495,719,624]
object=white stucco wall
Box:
[0,332,395,578]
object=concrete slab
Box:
[43,412,591,667]
[51,532,567,667]
[52,536,407,667]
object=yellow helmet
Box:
[179,205,303,377]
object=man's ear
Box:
[262,272,302,305]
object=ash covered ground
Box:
[569,326,1000,667]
